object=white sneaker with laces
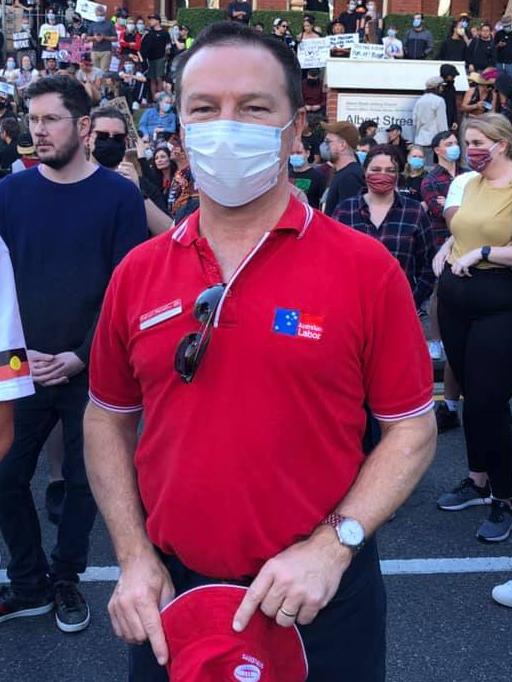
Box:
[492,579,512,607]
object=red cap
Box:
[161,584,308,682]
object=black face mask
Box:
[93,137,126,168]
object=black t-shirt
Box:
[289,166,327,209]
[338,12,357,34]
[495,30,512,63]
[302,131,322,163]
[438,38,467,62]
[325,161,364,216]
[399,173,425,202]
[141,28,171,61]
[306,0,329,12]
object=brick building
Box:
[122,0,507,26]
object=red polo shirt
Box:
[89,196,433,579]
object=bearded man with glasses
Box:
[0,76,147,635]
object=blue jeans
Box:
[0,373,96,596]
[128,538,386,681]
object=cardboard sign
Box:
[109,97,138,149]
[337,93,418,143]
[328,33,360,49]
[349,43,385,60]
[41,29,60,49]
[297,38,331,69]
[75,0,107,22]
[13,32,30,50]
[42,50,59,60]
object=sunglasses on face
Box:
[94,131,126,143]
[174,284,225,383]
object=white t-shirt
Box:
[383,37,403,58]
[444,171,479,212]
[0,237,34,401]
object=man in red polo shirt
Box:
[84,22,436,682]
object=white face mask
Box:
[184,118,293,208]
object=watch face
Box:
[337,518,365,547]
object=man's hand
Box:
[28,350,85,386]
[109,550,175,665]
[233,526,351,632]
[117,161,139,187]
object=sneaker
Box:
[428,339,443,361]
[435,402,461,434]
[54,581,90,633]
[477,500,512,543]
[45,480,65,526]
[437,477,492,511]
[0,586,53,624]
[492,579,512,607]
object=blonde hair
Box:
[403,145,425,178]
[463,113,512,159]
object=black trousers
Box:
[0,373,97,596]
[128,538,386,682]
[438,265,512,499]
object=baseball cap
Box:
[148,13,161,21]
[386,123,402,132]
[440,64,459,79]
[321,120,359,149]
[17,132,35,156]
[161,584,308,682]
[425,76,444,90]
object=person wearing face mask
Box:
[334,144,435,311]
[413,76,448,166]
[438,20,469,62]
[399,146,426,201]
[403,13,433,60]
[87,5,117,73]
[76,56,102,105]
[140,14,172,100]
[321,120,364,216]
[135,17,146,35]
[495,15,512,77]
[355,135,376,167]
[0,57,20,85]
[119,57,147,110]
[288,138,326,208]
[120,17,143,57]
[383,25,403,58]
[138,92,177,141]
[461,70,498,116]
[302,69,325,113]
[338,1,358,34]
[439,64,460,130]
[84,23,436,682]
[435,113,512,544]
[16,55,39,109]
[15,18,38,67]
[38,10,66,52]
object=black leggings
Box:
[438,265,512,499]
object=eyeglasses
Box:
[174,284,225,383]
[94,131,127,143]
[28,114,79,127]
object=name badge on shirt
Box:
[139,299,182,330]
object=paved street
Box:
[1,421,512,682]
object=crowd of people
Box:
[0,8,512,682]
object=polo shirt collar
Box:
[172,194,315,247]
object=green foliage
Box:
[384,14,455,59]
[176,8,331,38]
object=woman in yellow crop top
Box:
[435,113,512,545]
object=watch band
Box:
[322,512,344,529]
[481,245,491,262]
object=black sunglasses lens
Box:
[193,285,225,324]
[175,331,212,383]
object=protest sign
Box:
[337,93,418,143]
[327,34,359,49]
[13,32,30,50]
[42,50,59,59]
[75,0,107,22]
[58,36,89,64]
[297,37,331,69]
[41,29,60,49]
[0,82,15,98]
[109,97,139,149]
[350,43,385,60]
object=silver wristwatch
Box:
[322,512,366,553]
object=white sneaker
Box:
[428,340,443,361]
[492,579,512,607]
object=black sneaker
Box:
[45,480,65,526]
[435,402,460,434]
[0,586,53,624]
[437,477,492,511]
[477,500,512,543]
[54,581,90,633]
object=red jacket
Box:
[119,29,142,54]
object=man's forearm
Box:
[336,412,436,536]
[84,402,153,565]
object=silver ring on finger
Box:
[279,607,298,619]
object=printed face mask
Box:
[366,172,396,194]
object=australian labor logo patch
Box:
[272,308,324,341]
